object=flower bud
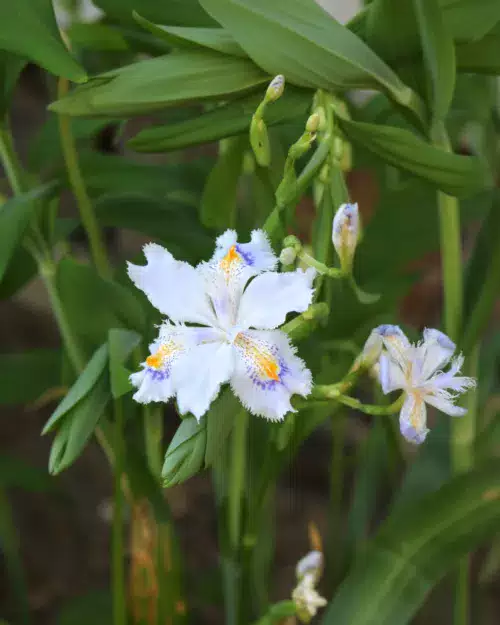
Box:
[306,112,320,134]
[296,550,323,582]
[332,202,360,273]
[280,247,297,266]
[266,74,285,102]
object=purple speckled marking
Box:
[235,244,255,266]
[249,357,289,391]
[146,367,170,381]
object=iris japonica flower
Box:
[373,325,476,444]
[127,230,315,421]
[292,550,327,623]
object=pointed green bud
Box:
[306,112,320,133]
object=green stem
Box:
[0,120,24,194]
[0,488,30,625]
[229,410,248,551]
[113,399,127,625]
[57,78,112,279]
[312,387,404,416]
[143,404,163,480]
[40,260,85,372]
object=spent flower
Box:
[128,230,314,421]
[373,325,476,444]
[292,550,327,623]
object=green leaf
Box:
[322,462,500,625]
[0,350,61,405]
[95,193,213,263]
[200,0,424,122]
[57,590,112,625]
[68,22,129,53]
[56,258,145,346]
[0,183,57,283]
[413,0,456,124]
[48,374,109,475]
[0,246,37,300]
[129,87,311,153]
[201,136,247,229]
[93,0,216,27]
[337,116,491,197]
[133,13,245,57]
[204,391,242,467]
[0,0,86,82]
[440,0,500,41]
[455,27,500,74]
[43,344,108,434]
[462,191,500,354]
[108,328,141,399]
[49,50,269,118]
[364,0,419,63]
[162,417,207,487]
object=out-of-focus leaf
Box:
[338,116,492,197]
[129,87,311,153]
[162,417,207,487]
[93,0,216,27]
[0,1,86,82]
[43,344,108,434]
[57,590,112,625]
[49,50,269,117]
[455,27,500,74]
[322,462,500,625]
[462,192,500,354]
[0,456,54,492]
[0,350,61,405]
[95,193,213,263]
[364,0,418,63]
[68,22,129,52]
[108,328,140,399]
[204,391,242,467]
[201,136,247,229]
[133,13,245,57]
[0,247,37,299]
[56,259,145,346]
[0,53,26,119]
[440,0,500,41]
[0,183,57,283]
[414,0,456,124]
[200,0,425,123]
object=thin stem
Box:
[57,78,112,279]
[229,410,248,551]
[40,260,85,372]
[0,120,24,194]
[113,399,127,625]
[312,387,404,416]
[143,404,164,480]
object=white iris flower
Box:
[127,230,315,421]
[292,550,327,623]
[374,325,476,444]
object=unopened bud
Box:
[266,74,285,102]
[332,202,360,273]
[296,550,323,582]
[306,112,320,133]
[280,247,297,266]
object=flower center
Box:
[146,342,177,370]
[219,245,242,280]
[234,332,280,382]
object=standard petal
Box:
[236,269,315,330]
[230,330,312,421]
[399,393,429,444]
[379,352,406,394]
[127,243,216,325]
[210,228,277,275]
[417,328,456,380]
[375,324,411,371]
[173,341,234,420]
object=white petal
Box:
[332,202,359,266]
[375,324,411,370]
[210,228,277,274]
[173,341,234,420]
[379,352,406,393]
[230,330,312,421]
[423,392,467,417]
[127,243,216,325]
[399,393,429,444]
[236,269,315,330]
[130,328,187,404]
[417,328,456,380]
